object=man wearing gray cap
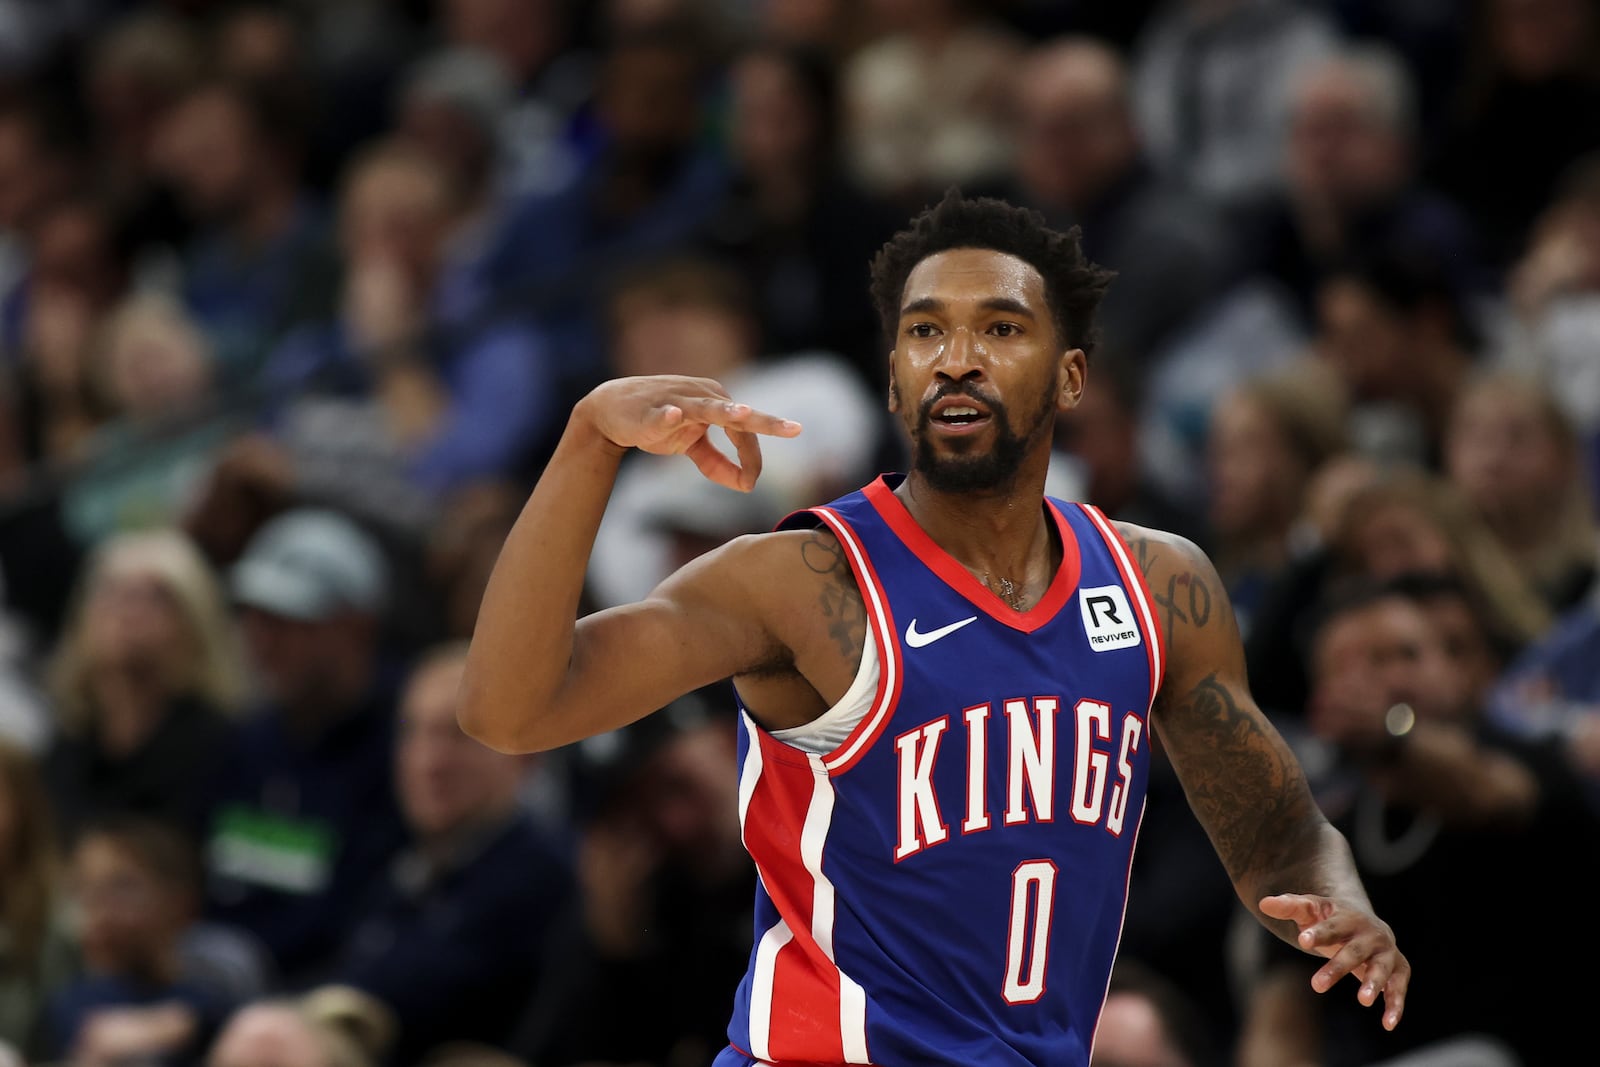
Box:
[200,508,407,984]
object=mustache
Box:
[917,381,1006,423]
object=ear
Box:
[1058,348,1087,412]
[887,357,901,413]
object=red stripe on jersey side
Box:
[743,731,849,1063]
[1079,504,1165,703]
[861,477,1081,633]
[812,506,902,776]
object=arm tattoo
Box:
[1164,673,1322,889]
[1121,531,1218,645]
[802,530,868,660]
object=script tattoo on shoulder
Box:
[1162,671,1320,885]
[802,529,867,660]
[1120,530,1220,650]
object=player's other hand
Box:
[576,375,802,492]
[1260,892,1411,1031]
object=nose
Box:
[932,327,986,384]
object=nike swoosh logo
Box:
[904,615,979,648]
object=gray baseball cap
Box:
[231,509,389,621]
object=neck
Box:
[89,668,173,757]
[898,461,1057,609]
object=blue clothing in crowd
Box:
[201,686,407,982]
[331,815,574,1065]
[46,975,227,1067]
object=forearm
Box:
[459,405,624,752]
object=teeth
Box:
[943,407,980,417]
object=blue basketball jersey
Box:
[715,475,1166,1067]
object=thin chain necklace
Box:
[990,575,1025,611]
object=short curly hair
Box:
[869,189,1115,358]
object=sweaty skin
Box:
[460,249,1410,1032]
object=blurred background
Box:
[0,1,1595,1066]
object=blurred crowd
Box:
[0,1,1596,1066]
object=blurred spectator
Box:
[44,528,242,841]
[3,195,139,470]
[423,482,521,641]
[82,11,204,224]
[481,19,727,393]
[1327,470,1552,655]
[841,0,1022,204]
[1313,247,1479,468]
[438,0,590,200]
[0,99,82,304]
[255,140,557,527]
[1052,355,1203,541]
[510,712,752,1067]
[1205,360,1348,635]
[153,77,335,377]
[1131,0,1339,203]
[699,40,902,386]
[60,294,243,548]
[1427,0,1600,268]
[1485,544,1600,807]
[1091,957,1220,1067]
[203,508,406,983]
[1239,578,1595,1067]
[996,36,1234,362]
[1445,369,1598,612]
[393,48,516,326]
[759,0,872,58]
[586,256,884,609]
[328,643,571,1065]
[208,986,394,1067]
[1236,45,1485,325]
[1500,151,1600,489]
[0,740,75,1060]
[44,816,230,1067]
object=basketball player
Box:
[461,192,1409,1066]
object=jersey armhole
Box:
[1077,504,1167,707]
[753,506,904,775]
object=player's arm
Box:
[1118,525,1410,1032]
[459,375,802,754]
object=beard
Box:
[907,377,1057,494]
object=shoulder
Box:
[1111,521,1242,691]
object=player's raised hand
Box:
[576,374,802,492]
[1260,893,1410,1031]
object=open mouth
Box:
[929,400,994,433]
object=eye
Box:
[989,322,1022,337]
[907,322,939,338]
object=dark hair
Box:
[1324,245,1480,352]
[868,188,1115,355]
[737,39,840,163]
[76,814,203,897]
[607,254,756,330]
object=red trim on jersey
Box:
[861,477,1081,633]
[1078,504,1165,703]
[741,733,871,1063]
[812,506,903,776]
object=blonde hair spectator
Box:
[1331,469,1553,652]
[48,528,245,735]
[1446,369,1598,610]
[91,294,214,422]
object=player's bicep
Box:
[561,537,787,732]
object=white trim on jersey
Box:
[813,506,899,773]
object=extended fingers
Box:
[1261,893,1329,927]
[1381,955,1410,1030]
[678,396,802,437]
